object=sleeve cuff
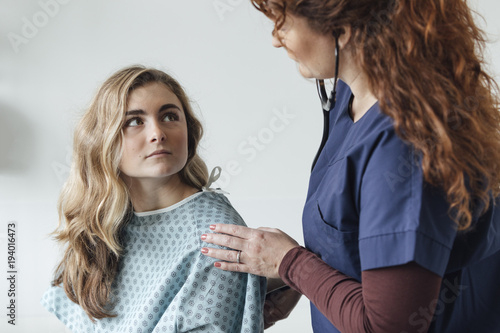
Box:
[278,246,322,293]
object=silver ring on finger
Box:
[236,250,242,264]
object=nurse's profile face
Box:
[119,82,189,186]
[270,12,338,79]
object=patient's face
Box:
[119,82,189,185]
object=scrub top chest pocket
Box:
[303,156,362,281]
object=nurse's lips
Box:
[147,149,171,158]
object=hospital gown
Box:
[41,191,266,333]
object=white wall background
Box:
[0,0,498,332]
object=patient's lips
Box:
[147,149,171,158]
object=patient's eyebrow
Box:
[125,109,146,116]
[125,104,181,116]
[159,104,182,112]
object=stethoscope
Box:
[311,36,340,171]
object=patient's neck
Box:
[123,174,199,213]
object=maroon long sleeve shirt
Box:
[279,246,442,333]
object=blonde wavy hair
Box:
[52,65,208,320]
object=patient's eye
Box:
[124,117,143,127]
[162,112,179,122]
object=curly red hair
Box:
[253,0,500,230]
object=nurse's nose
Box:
[149,121,166,143]
[272,30,283,48]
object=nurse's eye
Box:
[162,112,179,122]
[124,117,143,127]
[278,19,290,32]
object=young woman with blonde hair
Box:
[202,1,500,332]
[42,65,265,332]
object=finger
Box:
[213,261,251,274]
[257,226,280,233]
[264,300,276,319]
[209,223,254,239]
[263,305,277,330]
[264,321,275,330]
[201,247,241,263]
[264,301,285,324]
[201,232,245,250]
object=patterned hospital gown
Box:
[41,191,266,333]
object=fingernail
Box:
[214,262,221,267]
[209,224,216,230]
[201,247,208,254]
[201,234,207,240]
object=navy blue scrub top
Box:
[302,80,500,332]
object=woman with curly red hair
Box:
[202,0,500,332]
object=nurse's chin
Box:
[296,63,314,78]
[296,63,333,80]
